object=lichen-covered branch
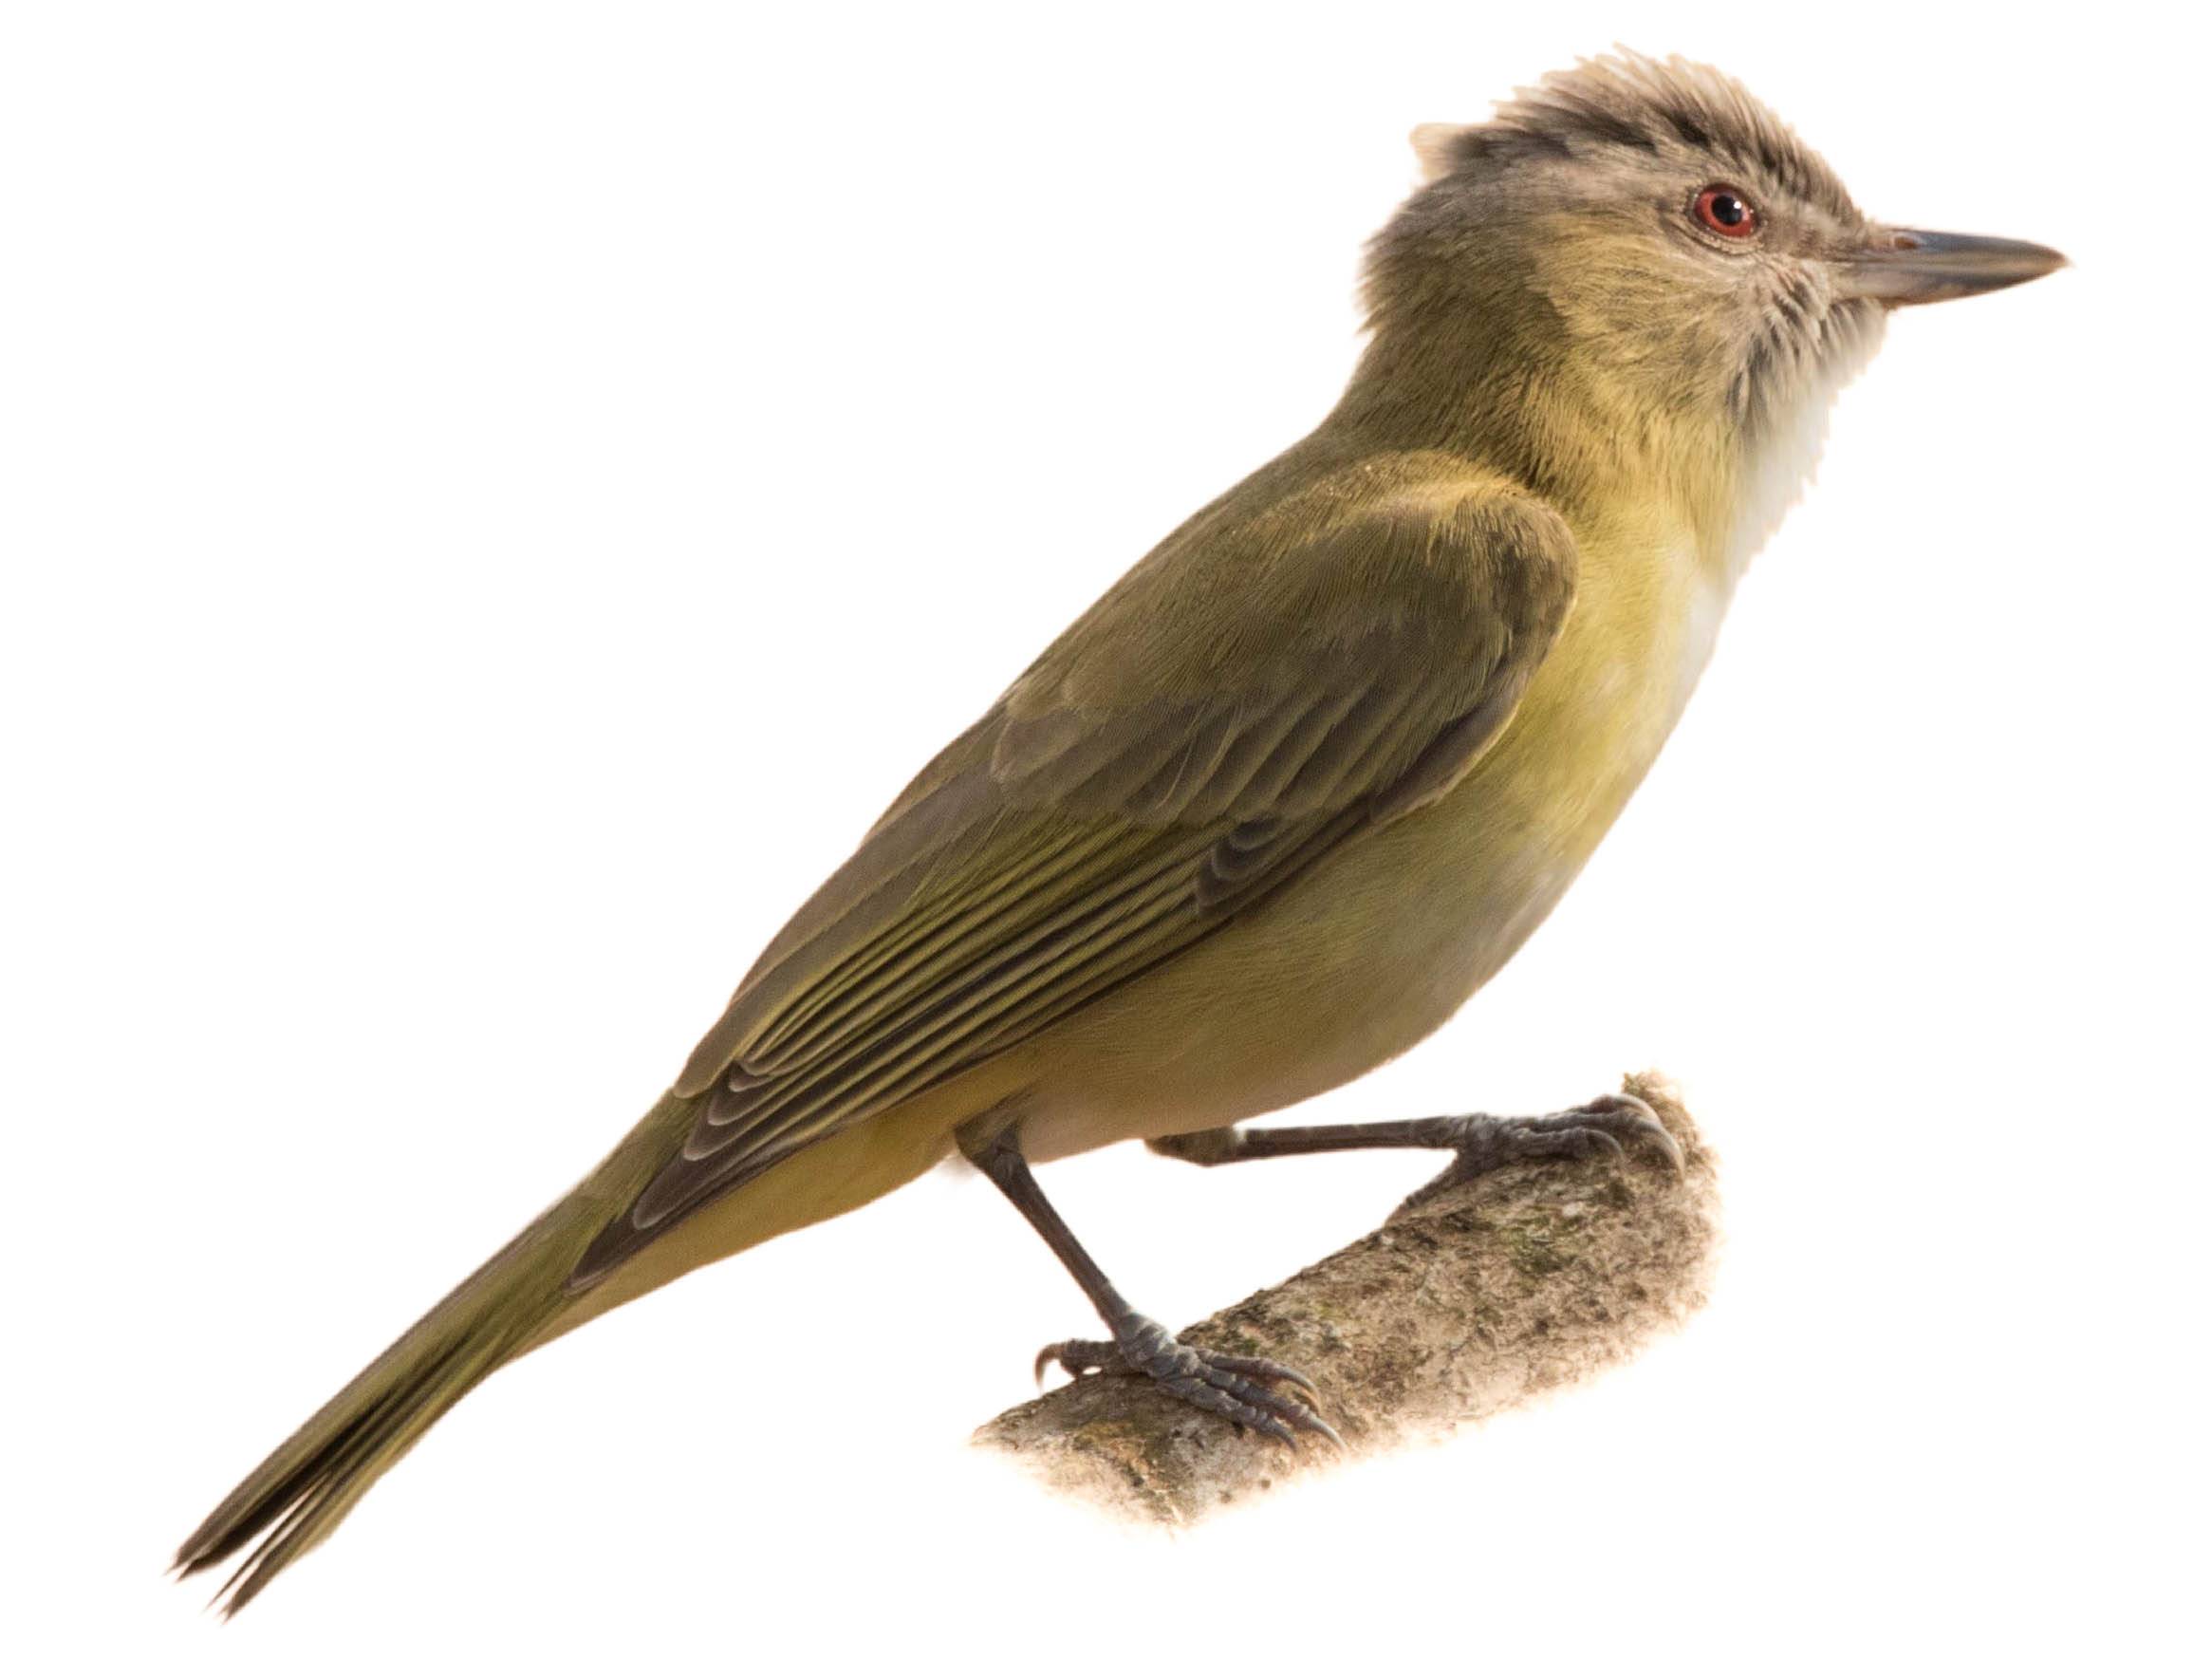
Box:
[972,1072,1719,1522]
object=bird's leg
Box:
[1149,1090,1684,1218]
[961,1119,1342,1449]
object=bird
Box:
[177,50,2065,1612]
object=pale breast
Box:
[1012,527,1735,1161]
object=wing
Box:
[570,461,1577,1285]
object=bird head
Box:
[1362,52,2064,461]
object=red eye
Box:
[1694,184,1758,239]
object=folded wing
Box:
[570,465,1577,1285]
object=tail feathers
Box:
[174,1189,605,1616]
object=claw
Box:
[1034,1337,1117,1387]
[1578,1092,1686,1171]
[1209,1353,1323,1412]
[1582,1090,1662,1125]
[1030,1318,1343,1449]
[1574,1128,1627,1162]
[1394,1093,1686,1215]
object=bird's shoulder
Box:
[1000,447,1578,724]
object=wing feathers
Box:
[686,826,1207,1153]
[635,835,1215,1229]
[738,818,1121,1077]
[580,462,1579,1282]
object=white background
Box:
[5,3,2205,1654]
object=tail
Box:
[175,1095,687,1615]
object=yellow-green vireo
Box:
[178,51,2064,1612]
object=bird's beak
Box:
[1832,226,2068,307]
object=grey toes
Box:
[1032,1321,1342,1450]
[1558,1091,1686,1172]
[1394,1093,1686,1215]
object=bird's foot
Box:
[1034,1313,1344,1450]
[1394,1091,1685,1217]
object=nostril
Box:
[1886,230,1924,252]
